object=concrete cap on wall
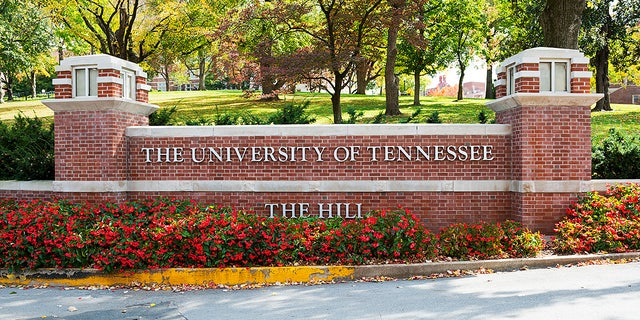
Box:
[495,47,590,75]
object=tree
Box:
[540,0,586,49]
[353,44,385,95]
[495,0,543,58]
[181,0,242,91]
[43,0,187,63]
[289,0,384,124]
[0,0,53,102]
[230,1,311,97]
[396,1,450,106]
[144,46,179,91]
[442,0,486,101]
[580,0,640,111]
[383,0,406,115]
[609,27,640,87]
[484,0,544,99]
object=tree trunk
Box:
[331,72,345,124]
[30,70,37,98]
[260,57,275,95]
[355,58,369,94]
[485,62,494,99]
[0,72,4,103]
[592,46,612,111]
[385,3,402,116]
[413,71,421,106]
[58,44,64,63]
[198,52,207,91]
[6,75,14,101]
[540,0,586,49]
[162,64,171,92]
[261,76,275,95]
[457,65,465,101]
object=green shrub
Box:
[238,111,268,125]
[213,111,240,125]
[425,111,441,123]
[402,108,421,123]
[185,116,214,126]
[268,101,316,124]
[210,108,267,125]
[149,106,177,126]
[477,110,490,124]
[592,128,640,179]
[344,107,364,124]
[0,114,54,180]
[370,111,386,124]
[554,183,640,254]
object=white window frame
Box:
[506,64,516,95]
[73,66,98,97]
[539,60,570,93]
[121,68,136,100]
[633,95,640,105]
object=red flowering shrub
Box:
[437,220,543,259]
[554,183,640,254]
[0,198,549,272]
[0,199,436,272]
[294,209,436,265]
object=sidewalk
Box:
[2,252,639,288]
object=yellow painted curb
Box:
[0,266,355,287]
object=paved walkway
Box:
[2,261,640,320]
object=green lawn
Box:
[0,97,53,122]
[1,90,638,143]
[591,104,640,143]
[148,90,493,124]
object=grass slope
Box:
[1,89,638,143]
[149,90,493,124]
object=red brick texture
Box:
[54,71,72,99]
[571,63,591,94]
[128,135,511,181]
[513,64,540,95]
[496,71,507,99]
[0,190,126,204]
[496,105,591,181]
[495,104,591,233]
[515,77,539,94]
[516,63,539,72]
[511,193,581,234]
[125,191,512,233]
[54,110,148,181]
[136,76,149,103]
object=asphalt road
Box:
[2,261,639,320]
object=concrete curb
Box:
[1,253,639,288]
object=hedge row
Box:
[0,198,543,273]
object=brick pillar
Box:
[44,55,157,202]
[488,47,602,233]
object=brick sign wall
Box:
[0,48,608,233]
[123,125,513,231]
